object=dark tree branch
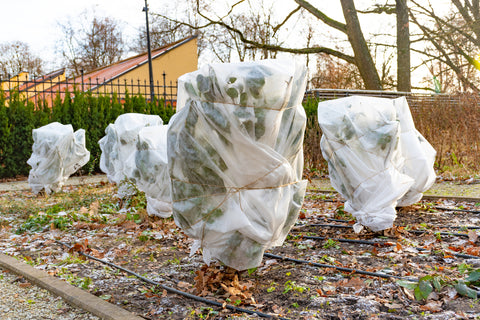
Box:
[293,0,347,33]
[154,6,356,64]
[409,8,480,92]
[273,6,301,34]
[357,4,396,14]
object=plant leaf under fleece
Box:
[167,59,308,271]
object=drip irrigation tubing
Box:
[432,206,480,214]
[55,240,290,320]
[301,218,480,232]
[263,252,418,282]
[289,231,480,260]
[291,233,390,246]
[309,188,480,204]
[309,189,480,214]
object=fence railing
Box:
[0,71,178,107]
[2,75,478,111]
[304,88,469,110]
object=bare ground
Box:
[1,181,480,319]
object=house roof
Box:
[14,35,197,104]
[74,35,198,87]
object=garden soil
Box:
[1,175,480,319]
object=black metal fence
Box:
[0,71,178,107]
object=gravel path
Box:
[0,267,99,320]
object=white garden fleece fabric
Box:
[317,96,436,232]
[168,59,308,270]
[27,122,90,194]
[99,113,172,217]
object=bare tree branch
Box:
[409,7,480,92]
[272,6,301,34]
[293,0,347,33]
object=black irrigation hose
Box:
[302,220,480,236]
[55,240,290,320]
[263,252,418,282]
[432,206,480,214]
[290,229,480,260]
[309,189,480,214]
[408,229,472,238]
[292,234,390,246]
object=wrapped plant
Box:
[99,113,163,198]
[27,122,90,194]
[168,59,308,270]
[318,96,436,232]
[131,125,172,217]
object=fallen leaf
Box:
[18,282,31,288]
[177,281,191,289]
[420,301,442,312]
[466,246,480,256]
[385,302,402,309]
[468,231,479,243]
[403,287,415,300]
[394,242,402,252]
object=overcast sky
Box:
[1,0,454,88]
[1,0,165,68]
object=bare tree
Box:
[311,53,364,89]
[409,0,480,92]
[132,14,195,53]
[156,0,385,89]
[57,13,125,76]
[396,0,411,91]
[0,41,44,79]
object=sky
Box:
[1,0,164,69]
[1,0,454,88]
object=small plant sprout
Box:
[323,239,340,249]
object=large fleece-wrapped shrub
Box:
[131,125,172,217]
[317,96,436,232]
[167,59,308,271]
[393,97,436,206]
[27,122,90,194]
[99,113,163,197]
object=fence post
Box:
[162,72,166,105]
[81,69,84,92]
[33,75,37,107]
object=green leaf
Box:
[396,279,417,291]
[432,276,442,291]
[247,267,257,276]
[196,74,211,93]
[226,87,239,99]
[466,270,480,283]
[455,281,478,299]
[414,279,433,300]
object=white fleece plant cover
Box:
[27,122,90,195]
[317,96,436,232]
[167,59,308,270]
[131,125,172,217]
[394,97,437,206]
[99,113,163,198]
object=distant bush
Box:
[302,94,480,178]
[0,89,175,179]
[1,89,478,180]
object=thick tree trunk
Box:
[340,0,382,90]
[396,0,411,92]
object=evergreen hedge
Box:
[0,89,175,179]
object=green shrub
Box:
[0,90,174,178]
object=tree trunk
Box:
[340,0,382,90]
[396,0,411,92]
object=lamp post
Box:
[143,0,155,102]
